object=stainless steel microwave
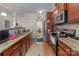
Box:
[55,10,67,25]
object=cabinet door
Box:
[26,40,30,50]
[55,3,66,13]
[58,46,68,56]
[26,34,30,50]
[67,3,79,22]
[59,40,70,55]
[59,3,65,11]
[47,12,52,29]
[11,48,20,56]
[21,37,27,56]
[0,54,1,56]
[22,45,27,56]
[2,41,20,56]
[51,13,55,28]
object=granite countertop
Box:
[59,37,79,53]
[0,31,31,54]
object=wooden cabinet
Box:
[54,3,66,25]
[58,40,70,56]
[67,3,79,23]
[46,12,55,43]
[2,41,20,56]
[47,32,51,45]
[58,40,79,56]
[22,45,27,56]
[11,48,20,56]
[21,37,27,56]
[55,3,66,13]
[46,12,53,29]
[26,34,30,50]
[21,33,31,56]
[51,12,55,27]
[58,46,68,56]
[1,32,31,56]
[0,54,1,56]
[55,3,79,23]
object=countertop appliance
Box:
[0,30,9,44]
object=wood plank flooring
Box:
[25,42,55,56]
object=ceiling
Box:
[0,5,13,16]
[0,3,55,15]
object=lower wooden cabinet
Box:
[26,34,30,50]
[58,40,79,56]
[1,32,31,56]
[58,40,70,56]
[58,46,68,56]
[11,48,20,56]
[2,41,20,56]
[22,45,27,56]
[21,37,27,56]
[0,54,1,56]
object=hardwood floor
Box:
[25,42,55,56]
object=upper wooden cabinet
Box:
[54,3,79,23]
[46,12,53,29]
[55,3,66,13]
[67,3,79,23]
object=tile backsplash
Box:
[57,24,79,37]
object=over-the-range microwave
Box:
[55,10,67,25]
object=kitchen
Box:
[0,3,79,56]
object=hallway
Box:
[25,42,55,56]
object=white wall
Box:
[0,16,5,29]
[17,13,46,38]
[17,13,37,38]
[0,12,46,38]
[57,24,79,37]
[0,16,13,30]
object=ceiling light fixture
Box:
[1,12,7,16]
[39,10,43,13]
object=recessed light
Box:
[39,11,43,13]
[1,12,7,16]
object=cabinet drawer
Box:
[3,41,20,56]
[11,48,20,56]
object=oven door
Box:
[50,35,58,56]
